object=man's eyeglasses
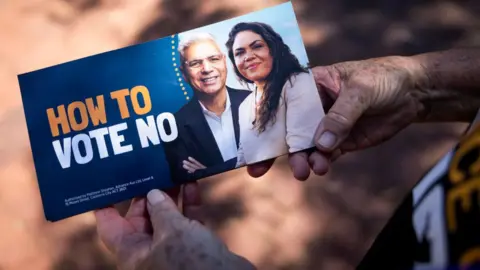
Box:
[185,54,223,69]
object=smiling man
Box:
[163,33,250,184]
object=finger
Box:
[314,88,368,153]
[125,197,147,219]
[313,66,338,114]
[146,189,184,235]
[339,136,358,152]
[185,160,202,171]
[183,160,195,168]
[246,158,276,178]
[94,206,125,253]
[182,183,204,223]
[125,198,153,234]
[165,186,181,205]
[312,66,341,97]
[183,182,201,206]
[308,151,330,175]
[288,152,310,181]
[188,157,206,169]
[183,162,197,172]
[183,205,205,224]
[331,148,343,162]
[186,157,201,168]
[318,86,335,113]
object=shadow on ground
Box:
[52,227,112,270]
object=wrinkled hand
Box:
[95,183,255,270]
[248,56,426,179]
[183,157,207,173]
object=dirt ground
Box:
[0,0,478,269]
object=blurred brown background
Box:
[0,0,478,269]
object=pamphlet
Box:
[17,1,325,221]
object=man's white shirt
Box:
[198,91,238,162]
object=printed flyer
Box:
[17,1,325,221]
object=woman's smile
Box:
[232,30,273,84]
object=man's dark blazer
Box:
[163,86,250,184]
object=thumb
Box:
[314,87,368,152]
[146,189,184,236]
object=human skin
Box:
[248,48,480,179]
[96,47,480,270]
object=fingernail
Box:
[147,189,165,205]
[318,131,336,149]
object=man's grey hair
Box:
[178,32,221,68]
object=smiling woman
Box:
[225,22,325,166]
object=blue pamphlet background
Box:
[18,34,191,221]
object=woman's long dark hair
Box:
[226,22,308,133]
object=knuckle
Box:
[151,204,179,220]
[185,218,203,230]
[160,225,186,245]
[327,110,351,126]
[347,76,372,92]
[150,204,169,218]
[342,78,373,105]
